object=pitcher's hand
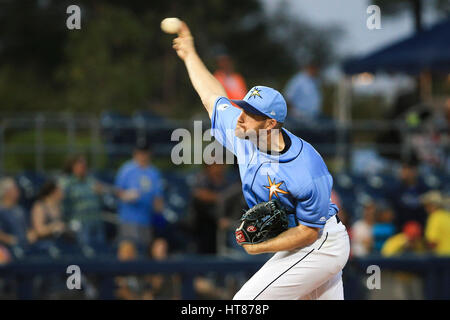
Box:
[172,22,195,61]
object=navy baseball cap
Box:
[231,86,287,123]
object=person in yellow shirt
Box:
[380,221,426,299]
[381,221,426,257]
[421,191,450,256]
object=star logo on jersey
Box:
[264,175,288,200]
[248,87,263,99]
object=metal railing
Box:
[0,255,448,299]
[0,112,447,174]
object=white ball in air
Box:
[161,17,181,34]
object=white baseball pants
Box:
[233,216,350,300]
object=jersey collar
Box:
[258,129,303,163]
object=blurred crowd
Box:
[345,157,450,258]
[0,139,448,299]
[0,140,243,261]
[0,55,448,300]
[0,139,247,299]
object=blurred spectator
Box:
[421,191,450,256]
[284,63,322,120]
[190,163,231,254]
[31,181,66,241]
[143,238,180,300]
[372,202,396,253]
[115,238,180,300]
[115,240,141,300]
[389,157,428,231]
[381,221,426,257]
[379,221,425,300]
[351,200,376,257]
[60,154,106,247]
[193,275,233,300]
[115,141,164,252]
[0,245,11,265]
[213,54,247,100]
[376,88,419,160]
[331,189,342,212]
[351,149,387,176]
[0,178,36,256]
[331,190,350,228]
[408,105,448,169]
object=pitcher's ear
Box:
[267,118,278,130]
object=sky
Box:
[260,0,443,93]
[261,0,442,57]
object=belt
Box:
[335,215,341,224]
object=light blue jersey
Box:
[211,96,338,229]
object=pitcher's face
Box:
[235,110,273,140]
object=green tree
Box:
[57,5,154,113]
[0,0,340,117]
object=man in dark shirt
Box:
[390,159,429,231]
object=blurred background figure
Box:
[421,191,450,256]
[115,240,141,300]
[143,237,180,300]
[115,238,180,300]
[0,177,35,258]
[0,245,11,265]
[351,200,376,257]
[389,157,429,231]
[381,221,426,257]
[379,221,425,300]
[115,141,164,254]
[213,53,247,100]
[372,202,396,253]
[31,181,66,244]
[60,154,106,249]
[284,62,322,121]
[190,163,237,255]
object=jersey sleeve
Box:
[294,175,334,228]
[211,96,241,154]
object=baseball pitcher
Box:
[172,21,350,300]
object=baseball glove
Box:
[235,200,290,245]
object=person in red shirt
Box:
[213,54,247,100]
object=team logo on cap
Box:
[249,87,263,99]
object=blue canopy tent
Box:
[343,19,450,75]
[334,19,450,168]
